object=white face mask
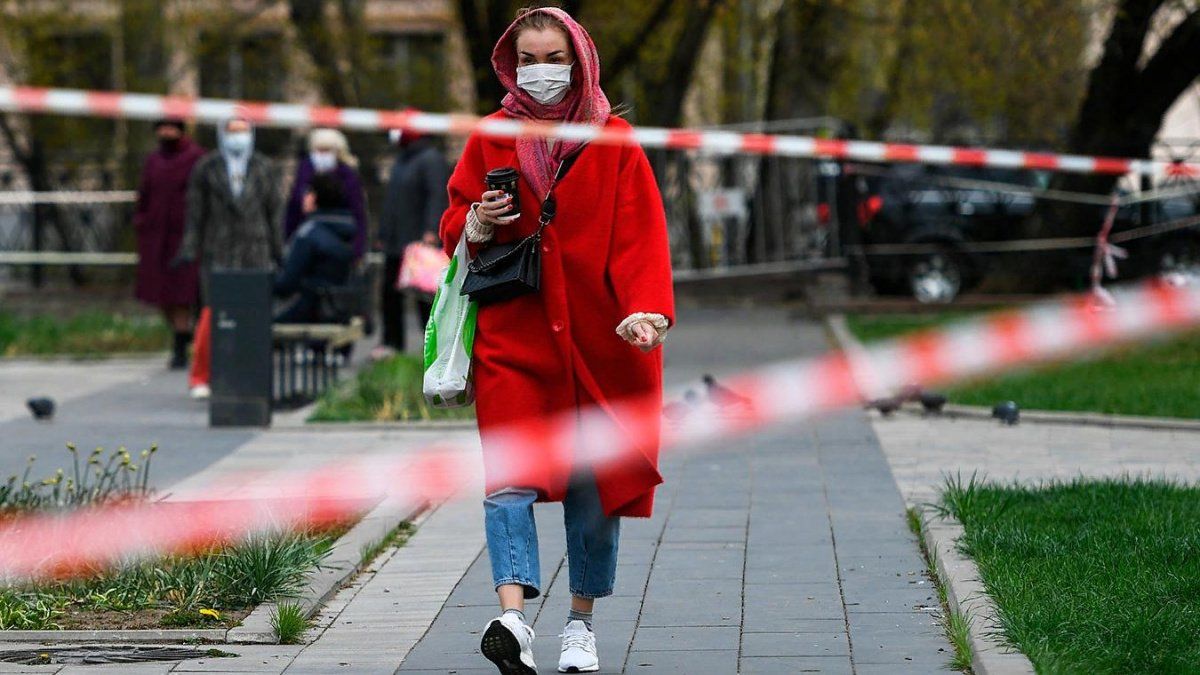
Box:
[310,150,338,173]
[516,63,573,105]
[222,131,252,157]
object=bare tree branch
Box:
[1136,9,1200,117]
[603,0,674,83]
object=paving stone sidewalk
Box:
[0,358,252,488]
[872,411,1200,507]
[383,308,952,674]
[392,413,950,675]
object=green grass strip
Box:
[0,310,169,357]
[846,313,1200,419]
[906,507,974,673]
[939,477,1200,674]
[309,354,474,422]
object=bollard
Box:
[208,270,273,427]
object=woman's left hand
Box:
[625,320,659,353]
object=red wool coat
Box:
[440,113,675,518]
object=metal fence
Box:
[647,148,840,273]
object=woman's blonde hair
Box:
[308,127,358,169]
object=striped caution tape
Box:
[1,85,1198,177]
[0,191,137,205]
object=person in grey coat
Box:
[374,128,449,357]
[173,116,283,398]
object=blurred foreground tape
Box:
[0,280,1196,583]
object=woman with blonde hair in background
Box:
[283,127,368,259]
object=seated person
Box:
[274,173,357,323]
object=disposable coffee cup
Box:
[485,167,521,219]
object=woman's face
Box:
[515,27,574,67]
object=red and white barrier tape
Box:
[0,191,136,205]
[2,86,1198,178]
[0,279,1197,582]
[1090,196,1126,307]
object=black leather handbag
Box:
[461,159,571,305]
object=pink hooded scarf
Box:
[491,7,612,197]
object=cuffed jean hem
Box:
[568,588,614,600]
[494,578,541,600]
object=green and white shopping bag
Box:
[423,234,477,408]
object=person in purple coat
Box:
[133,119,206,369]
[283,128,368,260]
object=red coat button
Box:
[551,320,565,333]
[541,243,551,253]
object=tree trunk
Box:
[750,0,842,265]
[287,0,353,107]
[637,0,723,127]
[1024,1,1200,271]
[455,0,515,114]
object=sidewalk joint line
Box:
[819,436,857,675]
[619,472,678,674]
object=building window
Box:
[197,31,287,101]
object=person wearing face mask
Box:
[282,128,368,260]
[132,118,206,370]
[172,116,283,399]
[273,173,357,324]
[439,6,674,674]
[374,121,449,359]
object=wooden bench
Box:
[271,317,365,409]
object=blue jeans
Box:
[484,474,620,600]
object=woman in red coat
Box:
[438,7,673,674]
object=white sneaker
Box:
[557,620,598,673]
[189,384,211,400]
[481,612,537,674]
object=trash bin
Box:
[208,270,272,427]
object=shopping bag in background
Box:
[398,241,450,295]
[423,235,477,408]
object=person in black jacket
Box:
[374,127,450,357]
[274,173,357,324]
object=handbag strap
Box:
[468,155,578,274]
[533,155,576,236]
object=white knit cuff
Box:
[465,203,494,243]
[616,312,670,346]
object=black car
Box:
[832,163,1200,302]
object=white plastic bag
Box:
[422,234,477,408]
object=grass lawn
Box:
[845,313,1200,419]
[309,354,475,422]
[0,310,169,357]
[939,477,1200,673]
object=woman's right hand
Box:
[476,190,520,227]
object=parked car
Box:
[831,163,1200,302]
